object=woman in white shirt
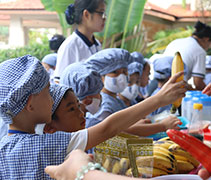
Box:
[164,21,211,90]
[54,0,106,82]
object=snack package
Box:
[126,138,153,178]
[95,133,153,177]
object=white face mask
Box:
[47,68,54,77]
[85,98,101,115]
[120,84,139,100]
[104,74,128,93]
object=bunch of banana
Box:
[102,157,130,175]
[126,167,168,177]
[136,146,177,175]
[153,140,175,150]
[168,143,200,173]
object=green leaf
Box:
[52,0,74,13]
[41,0,55,11]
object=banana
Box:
[136,155,176,173]
[168,144,200,168]
[171,51,184,113]
[177,160,195,174]
[119,158,130,174]
[157,137,171,141]
[153,146,176,165]
[153,140,175,150]
[126,167,168,177]
[112,161,121,174]
[103,157,112,171]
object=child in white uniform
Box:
[0,55,187,179]
[204,56,211,85]
[54,0,106,82]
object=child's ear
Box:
[83,9,90,20]
[25,95,34,112]
[44,124,57,134]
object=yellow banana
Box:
[112,161,121,174]
[171,51,184,113]
[157,137,171,141]
[177,160,195,173]
[168,144,200,168]
[136,155,176,173]
[119,158,130,174]
[103,157,112,172]
[126,167,168,177]
[153,146,176,165]
[153,140,175,150]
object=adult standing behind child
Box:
[54,0,106,82]
[204,55,211,85]
[42,34,65,84]
[164,21,211,90]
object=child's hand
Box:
[202,83,211,96]
[156,72,187,106]
[160,115,181,131]
[45,149,94,180]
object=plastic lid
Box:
[204,133,211,141]
[193,103,203,110]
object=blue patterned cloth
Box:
[0,55,49,124]
[84,48,131,76]
[42,53,57,67]
[50,84,70,114]
[130,52,146,65]
[150,88,172,115]
[0,117,8,140]
[60,62,103,100]
[0,132,71,179]
[90,92,127,121]
[153,56,173,80]
[128,62,143,76]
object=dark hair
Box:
[193,21,211,40]
[49,34,65,53]
[52,89,74,121]
[65,0,105,25]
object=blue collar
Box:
[75,29,99,47]
[8,129,28,134]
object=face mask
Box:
[35,123,46,135]
[120,84,139,100]
[47,68,54,77]
[104,74,128,93]
[85,98,101,115]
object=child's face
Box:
[128,73,140,86]
[33,83,53,124]
[106,68,128,77]
[140,64,150,87]
[50,91,86,132]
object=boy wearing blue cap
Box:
[0,55,187,179]
[60,62,102,128]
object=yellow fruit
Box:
[153,140,175,150]
[177,160,195,174]
[171,51,184,113]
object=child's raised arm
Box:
[86,72,187,150]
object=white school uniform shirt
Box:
[54,30,101,82]
[0,129,88,179]
[164,36,206,81]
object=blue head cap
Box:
[42,53,57,67]
[85,48,131,76]
[0,55,49,124]
[128,62,144,76]
[60,62,103,101]
[130,52,146,65]
[153,56,174,80]
[206,56,211,69]
[49,84,71,114]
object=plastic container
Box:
[203,128,211,148]
[188,103,203,134]
[200,96,211,122]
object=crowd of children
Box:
[0,0,211,179]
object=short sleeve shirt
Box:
[0,129,87,179]
[54,31,101,81]
[164,37,206,80]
